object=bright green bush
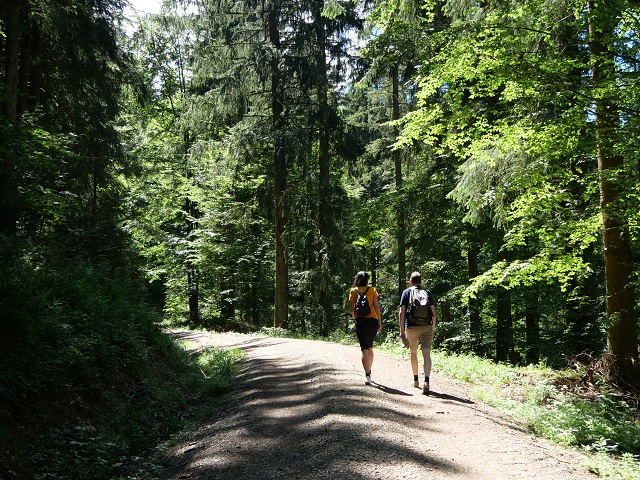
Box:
[196,347,245,395]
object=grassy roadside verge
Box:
[381,340,640,480]
[261,328,640,479]
[432,350,639,479]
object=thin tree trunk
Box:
[588,1,638,382]
[252,247,262,326]
[496,237,511,362]
[314,0,333,336]
[27,12,43,109]
[392,66,406,296]
[17,3,30,117]
[1,0,22,233]
[270,3,288,328]
[496,285,511,362]
[179,87,199,324]
[188,265,199,323]
[525,292,539,365]
[467,242,482,354]
[186,193,199,324]
[370,246,379,287]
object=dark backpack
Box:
[355,287,371,317]
[407,287,432,324]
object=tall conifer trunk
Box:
[392,66,406,296]
[588,1,638,381]
[269,2,288,328]
[314,0,333,336]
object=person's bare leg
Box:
[410,348,419,376]
[362,348,374,373]
[362,348,373,383]
[410,348,420,387]
[421,330,433,394]
[422,346,432,378]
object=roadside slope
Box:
[157,331,595,480]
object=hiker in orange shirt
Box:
[349,271,382,385]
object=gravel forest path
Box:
[156,330,596,480]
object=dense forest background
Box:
[2,0,640,461]
[3,0,640,374]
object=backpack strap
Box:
[357,286,370,299]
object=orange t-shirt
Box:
[349,286,379,319]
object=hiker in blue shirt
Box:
[349,271,382,385]
[399,271,436,394]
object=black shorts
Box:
[355,317,378,350]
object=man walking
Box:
[399,272,436,394]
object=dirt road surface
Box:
[157,331,596,480]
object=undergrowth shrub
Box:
[431,350,640,479]
[260,326,298,338]
[196,347,244,395]
[531,390,640,455]
[0,237,243,479]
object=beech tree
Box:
[587,0,638,381]
[387,0,638,379]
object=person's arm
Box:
[373,295,382,332]
[349,289,356,318]
[399,305,406,339]
[428,291,437,328]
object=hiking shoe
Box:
[365,375,372,385]
[412,380,420,388]
[422,381,430,395]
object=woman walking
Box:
[349,271,382,385]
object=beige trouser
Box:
[406,324,434,377]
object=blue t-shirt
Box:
[400,286,434,327]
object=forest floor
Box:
[155,330,598,480]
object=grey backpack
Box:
[408,287,432,324]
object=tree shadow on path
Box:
[371,382,413,396]
[427,390,475,404]
[159,335,465,480]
